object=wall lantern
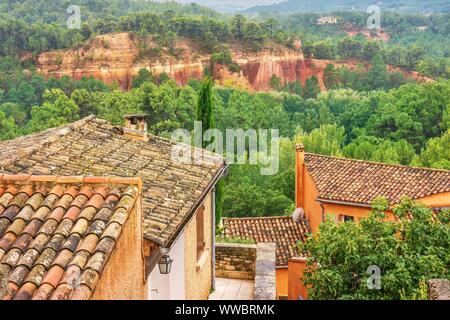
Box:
[158,248,173,274]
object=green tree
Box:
[231,14,247,41]
[132,68,155,88]
[367,54,389,90]
[269,74,282,91]
[197,78,224,227]
[295,124,345,156]
[343,135,416,165]
[0,110,19,140]
[323,64,339,90]
[303,76,320,99]
[300,198,449,300]
[25,89,79,133]
[416,129,450,170]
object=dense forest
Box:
[0,1,448,77]
[0,0,449,218]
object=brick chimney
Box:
[123,114,148,142]
[295,143,305,209]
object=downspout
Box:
[319,201,325,223]
[211,187,216,291]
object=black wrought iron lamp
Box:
[158,248,173,274]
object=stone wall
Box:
[215,243,257,280]
[429,279,450,300]
[254,243,277,300]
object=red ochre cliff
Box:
[36,32,311,91]
[35,32,431,92]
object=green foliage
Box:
[269,74,282,91]
[197,78,215,147]
[295,124,345,156]
[343,136,415,165]
[0,110,18,140]
[137,81,196,136]
[132,68,155,89]
[415,129,450,170]
[25,89,79,133]
[303,76,321,99]
[215,235,255,245]
[300,198,450,300]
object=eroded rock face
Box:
[35,32,431,92]
[36,32,307,91]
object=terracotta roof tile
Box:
[13,282,37,300]
[222,216,311,266]
[0,116,225,246]
[32,283,54,300]
[0,175,140,300]
[63,207,81,221]
[305,153,450,205]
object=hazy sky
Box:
[156,0,279,13]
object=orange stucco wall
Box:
[417,192,450,207]
[322,203,374,221]
[288,257,308,300]
[92,195,147,300]
[276,268,288,298]
[303,171,324,232]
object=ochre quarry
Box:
[35,32,432,92]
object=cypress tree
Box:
[197,77,214,147]
[196,77,224,228]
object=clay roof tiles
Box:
[304,153,450,206]
[0,116,225,247]
[0,174,140,300]
[222,216,310,266]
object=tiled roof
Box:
[305,153,450,206]
[0,174,140,300]
[222,216,310,266]
[0,116,225,246]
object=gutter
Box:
[319,201,325,223]
[316,198,372,209]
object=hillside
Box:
[242,0,450,15]
[34,32,305,91]
[33,32,431,92]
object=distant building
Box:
[316,16,338,25]
[222,216,310,300]
[417,26,428,32]
[294,144,450,233]
[284,144,450,300]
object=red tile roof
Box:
[222,216,310,266]
[0,116,225,247]
[304,153,450,206]
[0,174,140,300]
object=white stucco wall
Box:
[148,233,186,300]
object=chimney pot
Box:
[123,114,149,142]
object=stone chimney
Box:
[295,143,305,209]
[123,114,148,142]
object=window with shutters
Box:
[196,205,205,261]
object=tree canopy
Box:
[300,198,450,300]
